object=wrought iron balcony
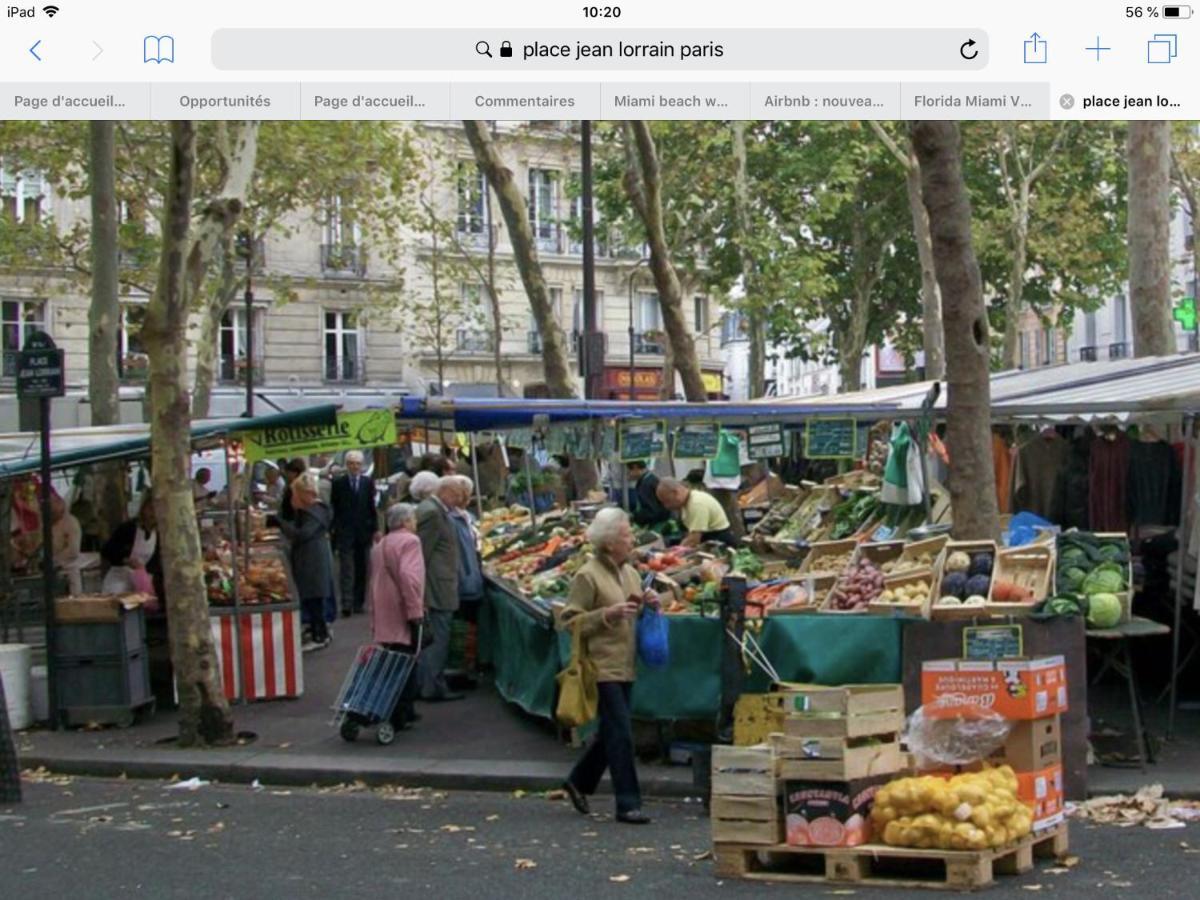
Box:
[456,328,495,353]
[319,243,367,277]
[1108,342,1129,360]
[323,354,366,384]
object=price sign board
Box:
[16,331,65,400]
[805,417,857,460]
[618,419,666,462]
[746,423,785,460]
[963,624,1024,661]
[673,422,720,459]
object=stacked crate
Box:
[54,597,154,727]
[710,744,780,845]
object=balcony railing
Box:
[219,353,266,385]
[324,355,366,384]
[456,328,495,353]
[1108,342,1129,360]
[1079,345,1099,362]
[320,243,367,277]
[454,222,494,250]
[633,332,665,354]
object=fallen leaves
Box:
[20,768,73,786]
[1069,784,1200,829]
[514,859,538,870]
[486,815,500,822]
[609,875,631,883]
[1021,886,1044,892]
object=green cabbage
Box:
[1087,593,1123,628]
[1060,567,1088,590]
[1059,546,1090,569]
[1082,565,1126,595]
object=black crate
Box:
[55,607,145,658]
[56,650,153,727]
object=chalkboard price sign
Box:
[673,423,720,459]
[805,417,857,460]
[618,419,666,462]
[746,423,785,460]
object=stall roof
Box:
[0,405,341,480]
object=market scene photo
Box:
[3,113,1200,897]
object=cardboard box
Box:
[1000,716,1062,771]
[1016,763,1065,831]
[920,656,1069,720]
[782,776,890,847]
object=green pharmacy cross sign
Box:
[1173,297,1197,332]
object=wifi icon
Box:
[42,5,60,16]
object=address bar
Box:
[211,28,989,72]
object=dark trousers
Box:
[302,596,329,642]
[338,540,370,613]
[382,641,419,727]
[418,608,454,699]
[568,681,641,815]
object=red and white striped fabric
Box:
[210,609,303,702]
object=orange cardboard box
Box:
[1016,763,1065,831]
[920,656,1069,720]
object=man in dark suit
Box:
[626,459,670,527]
[330,450,378,617]
[416,476,464,701]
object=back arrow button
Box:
[93,41,104,61]
[29,39,42,61]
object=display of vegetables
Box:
[1086,592,1124,628]
[881,553,936,576]
[729,548,765,580]
[877,579,931,607]
[1056,531,1130,596]
[827,560,884,611]
[871,768,1033,851]
[830,491,881,540]
[990,580,1035,604]
[944,551,972,574]
[807,548,856,576]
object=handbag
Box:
[555,619,598,728]
[637,605,670,669]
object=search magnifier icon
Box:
[476,40,493,58]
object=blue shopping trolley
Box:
[330,633,421,746]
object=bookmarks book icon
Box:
[144,35,175,64]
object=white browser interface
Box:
[0,0,1194,119]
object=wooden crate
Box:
[853,541,905,572]
[869,571,934,619]
[733,694,787,746]
[929,600,992,622]
[712,824,1070,890]
[766,574,837,616]
[773,684,905,739]
[712,744,776,796]
[987,545,1055,615]
[798,539,858,577]
[712,793,782,845]
[770,733,905,781]
[712,818,782,845]
[888,535,950,577]
[931,540,998,603]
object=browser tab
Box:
[149,82,302,119]
[449,83,601,119]
[900,82,1051,119]
[601,83,749,119]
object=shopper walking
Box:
[560,507,657,825]
[446,475,484,682]
[367,503,426,730]
[415,476,462,702]
[279,473,335,651]
[330,450,378,617]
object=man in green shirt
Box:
[656,478,736,547]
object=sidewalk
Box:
[12,613,1200,798]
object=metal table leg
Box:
[1121,638,1152,770]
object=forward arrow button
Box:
[92,40,104,61]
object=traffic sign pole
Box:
[39,396,58,730]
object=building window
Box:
[634,291,663,353]
[324,310,363,382]
[1039,328,1056,366]
[2,298,46,378]
[219,307,265,385]
[1113,294,1128,345]
[567,181,611,257]
[0,169,47,224]
[320,195,365,275]
[720,311,746,347]
[1019,330,1031,370]
[456,164,489,245]
[694,296,710,334]
[117,304,149,383]
[527,168,559,253]
[456,284,493,352]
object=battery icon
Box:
[1163,5,1193,17]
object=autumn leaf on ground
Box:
[1021,886,1044,892]
[1061,856,1081,868]
[609,875,631,883]
[486,815,500,822]
[544,789,567,801]
[512,790,527,799]
[514,859,537,870]
[694,850,713,861]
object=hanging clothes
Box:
[1013,431,1069,523]
[1127,439,1182,526]
[992,432,1013,515]
[1088,430,1129,532]
[1061,430,1092,530]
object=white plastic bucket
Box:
[30,664,49,724]
[0,643,33,731]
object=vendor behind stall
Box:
[656,478,736,547]
[625,460,671,527]
[101,490,161,601]
[50,493,83,594]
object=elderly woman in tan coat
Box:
[559,507,657,825]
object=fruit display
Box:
[479,505,536,557]
[876,579,931,607]
[772,490,838,542]
[870,768,1033,851]
[204,543,292,607]
[826,560,885,611]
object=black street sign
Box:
[16,330,65,400]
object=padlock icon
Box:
[499,41,513,58]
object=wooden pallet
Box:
[713,825,1069,891]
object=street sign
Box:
[16,331,65,400]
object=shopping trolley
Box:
[330,634,421,746]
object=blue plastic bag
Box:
[1004,511,1058,547]
[637,605,670,669]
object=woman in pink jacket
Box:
[368,503,426,731]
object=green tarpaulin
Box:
[482,581,904,722]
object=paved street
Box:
[3,775,1198,899]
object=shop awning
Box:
[0,405,341,480]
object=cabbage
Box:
[1059,546,1089,569]
[966,574,992,598]
[969,553,994,577]
[1087,593,1123,628]
[1082,566,1126,595]
[1060,567,1088,590]
[941,572,969,599]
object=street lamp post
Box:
[626,256,650,400]
[237,231,255,417]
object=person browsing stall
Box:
[559,507,658,825]
[625,460,671,527]
[655,477,735,547]
[279,473,335,651]
[330,450,379,617]
[415,476,463,702]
